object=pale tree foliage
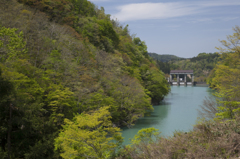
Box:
[0,27,27,62]
[130,127,160,145]
[54,107,123,159]
[207,26,240,120]
[215,26,240,54]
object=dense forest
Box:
[149,52,221,82]
[0,0,170,158]
[116,26,240,159]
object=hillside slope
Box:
[0,0,169,158]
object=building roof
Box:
[170,70,193,74]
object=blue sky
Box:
[90,0,240,58]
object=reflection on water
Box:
[121,86,213,145]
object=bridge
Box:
[169,70,194,86]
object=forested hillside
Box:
[0,0,169,158]
[151,52,221,82]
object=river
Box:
[121,86,214,145]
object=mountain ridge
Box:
[148,52,186,62]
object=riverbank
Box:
[117,117,240,159]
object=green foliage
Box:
[97,19,119,48]
[18,0,96,24]
[78,17,119,52]
[190,52,220,63]
[0,0,170,157]
[76,89,116,114]
[140,65,170,104]
[69,0,96,17]
[133,37,148,58]
[111,76,153,126]
[131,127,160,145]
[0,26,27,62]
[0,64,46,158]
[155,60,171,74]
[207,26,240,120]
[55,106,123,159]
[150,52,221,82]
[148,53,185,62]
[46,84,75,125]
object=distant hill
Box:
[148,53,186,62]
[151,52,221,82]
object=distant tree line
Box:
[151,52,221,82]
[148,53,185,62]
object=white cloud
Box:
[112,2,197,21]
[112,1,240,21]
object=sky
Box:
[89,0,240,58]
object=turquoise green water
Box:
[121,86,213,145]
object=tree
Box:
[111,75,152,127]
[207,26,240,120]
[55,107,123,159]
[0,26,27,62]
[140,65,170,105]
[131,127,160,145]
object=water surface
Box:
[121,86,213,145]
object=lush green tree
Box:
[111,76,153,126]
[140,65,170,105]
[55,107,123,159]
[130,127,160,145]
[207,26,240,120]
[0,26,27,62]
